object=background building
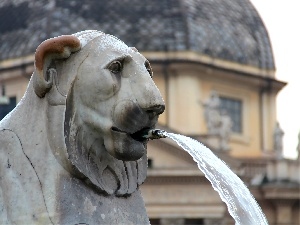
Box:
[0,0,299,224]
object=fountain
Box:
[0,30,164,224]
[144,129,268,225]
[0,30,268,224]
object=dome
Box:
[0,0,275,69]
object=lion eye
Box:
[145,61,153,78]
[108,60,123,74]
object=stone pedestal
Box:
[267,159,300,183]
[274,200,296,225]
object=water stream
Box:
[163,132,268,225]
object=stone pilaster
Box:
[274,200,296,225]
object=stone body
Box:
[203,91,221,135]
[203,92,232,151]
[273,122,284,159]
[297,131,300,160]
[219,111,232,151]
[0,30,165,224]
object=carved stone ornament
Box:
[203,91,232,151]
[296,131,300,160]
[203,91,221,135]
[273,122,284,159]
[0,30,165,224]
[219,111,232,151]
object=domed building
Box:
[0,0,299,224]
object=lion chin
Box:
[110,127,148,161]
[64,122,148,196]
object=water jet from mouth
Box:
[140,129,167,140]
[151,130,268,225]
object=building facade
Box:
[0,0,299,224]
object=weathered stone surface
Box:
[0,30,165,224]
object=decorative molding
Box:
[144,175,209,185]
[0,54,34,70]
[143,51,275,78]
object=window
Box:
[149,219,160,225]
[185,218,204,225]
[219,96,242,133]
[0,97,17,120]
[147,158,153,169]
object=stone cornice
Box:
[0,54,34,70]
[146,52,286,93]
[143,51,275,78]
[144,175,209,185]
[262,184,300,200]
[147,168,203,177]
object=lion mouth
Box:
[111,126,152,142]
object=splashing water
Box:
[163,132,268,225]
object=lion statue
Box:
[0,30,165,224]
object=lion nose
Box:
[145,104,165,118]
[146,105,165,115]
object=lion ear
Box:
[33,35,81,98]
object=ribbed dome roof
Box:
[0,0,275,70]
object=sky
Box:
[250,0,300,159]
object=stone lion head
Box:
[32,30,165,196]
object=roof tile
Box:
[0,0,275,69]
